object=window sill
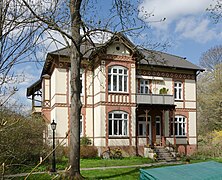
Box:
[174,136,187,138]
[108,92,129,95]
[175,99,183,102]
[108,136,129,139]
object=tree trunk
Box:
[0,0,3,61]
[69,0,83,179]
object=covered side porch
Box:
[135,104,176,154]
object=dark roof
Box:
[27,33,203,96]
[49,42,102,58]
[26,79,41,96]
[139,49,204,71]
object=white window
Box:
[138,116,151,136]
[69,68,84,97]
[140,79,149,94]
[173,116,186,136]
[80,115,83,137]
[174,81,183,100]
[108,66,128,92]
[155,116,161,136]
[80,69,84,95]
[108,111,128,136]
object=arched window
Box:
[108,66,128,92]
[174,81,183,100]
[174,115,186,136]
[108,111,128,136]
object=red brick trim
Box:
[137,70,195,80]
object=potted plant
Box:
[159,87,169,94]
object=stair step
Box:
[154,146,177,162]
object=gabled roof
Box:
[139,49,204,71]
[27,33,203,97]
[41,32,144,76]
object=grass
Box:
[31,156,154,172]
[4,157,153,177]
[80,156,154,168]
[6,157,222,179]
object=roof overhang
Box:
[26,79,41,97]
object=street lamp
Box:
[51,119,57,172]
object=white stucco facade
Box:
[28,33,201,155]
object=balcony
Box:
[136,94,174,105]
[32,106,42,114]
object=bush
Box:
[80,136,92,145]
[80,146,98,159]
[0,112,46,165]
[54,145,69,163]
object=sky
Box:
[138,0,222,64]
[11,0,222,110]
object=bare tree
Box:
[207,0,222,23]
[20,0,162,178]
[199,45,222,71]
[0,0,45,106]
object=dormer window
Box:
[108,66,128,93]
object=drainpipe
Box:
[92,66,95,146]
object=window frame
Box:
[155,116,161,137]
[69,68,84,97]
[139,79,150,94]
[174,81,183,100]
[108,66,128,93]
[173,115,186,137]
[80,69,84,96]
[80,115,83,137]
[108,111,128,137]
[138,115,151,137]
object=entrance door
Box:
[155,116,161,138]
[138,116,152,144]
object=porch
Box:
[135,104,176,153]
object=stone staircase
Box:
[154,146,177,162]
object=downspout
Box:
[92,66,95,146]
[195,70,199,151]
[135,63,138,155]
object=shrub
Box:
[80,146,98,159]
[80,136,92,145]
[0,112,46,165]
[54,145,69,163]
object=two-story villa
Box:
[27,33,203,155]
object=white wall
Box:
[185,79,196,101]
[51,68,67,106]
[107,43,130,56]
[188,112,197,144]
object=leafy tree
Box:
[199,45,222,71]
[197,64,222,134]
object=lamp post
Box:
[51,119,57,172]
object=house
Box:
[27,33,203,156]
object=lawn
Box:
[5,157,154,179]
[7,157,222,179]
[80,157,154,168]
[13,167,142,180]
